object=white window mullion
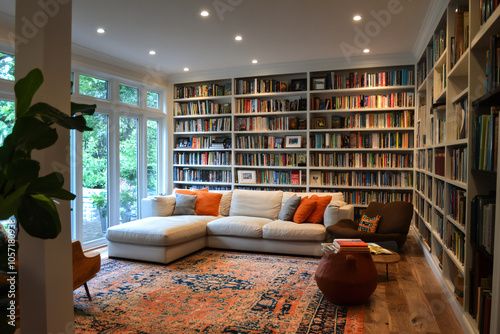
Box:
[109,110,121,227]
[71,129,83,241]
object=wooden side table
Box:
[371,251,401,280]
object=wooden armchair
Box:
[326,201,414,252]
[73,241,101,301]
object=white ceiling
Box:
[0,0,436,77]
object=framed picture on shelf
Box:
[238,170,256,184]
[310,171,321,185]
[177,138,189,148]
[311,77,326,90]
[298,119,307,129]
[275,137,283,148]
[291,79,307,91]
[298,153,307,166]
[285,135,302,148]
[288,117,298,130]
[315,117,326,129]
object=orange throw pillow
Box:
[293,196,317,224]
[306,195,332,224]
[195,192,223,216]
[175,188,208,195]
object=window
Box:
[147,91,159,109]
[0,99,15,144]
[119,117,139,223]
[82,113,109,243]
[0,53,15,81]
[120,85,139,105]
[147,120,159,196]
[79,74,109,99]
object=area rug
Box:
[74,249,363,334]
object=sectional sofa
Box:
[106,189,354,264]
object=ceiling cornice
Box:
[167,53,416,84]
[412,0,450,59]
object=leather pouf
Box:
[315,251,377,306]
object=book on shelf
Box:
[434,148,445,176]
[474,107,499,171]
[481,0,500,26]
[310,171,321,185]
[471,195,496,255]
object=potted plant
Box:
[90,191,107,233]
[119,179,136,223]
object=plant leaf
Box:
[0,184,29,220]
[71,102,96,117]
[5,158,40,189]
[14,68,43,118]
[27,102,92,132]
[27,172,76,200]
[16,194,61,239]
[10,116,58,152]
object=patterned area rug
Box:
[74,250,363,333]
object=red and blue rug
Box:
[74,249,363,333]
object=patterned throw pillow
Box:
[357,214,381,233]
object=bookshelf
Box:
[413,1,500,333]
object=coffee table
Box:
[371,250,400,280]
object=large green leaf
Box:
[27,102,92,132]
[10,116,58,152]
[27,172,76,200]
[0,184,29,220]
[16,194,61,239]
[5,158,40,189]
[71,102,96,117]
[14,68,43,118]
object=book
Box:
[333,238,368,248]
[310,171,321,185]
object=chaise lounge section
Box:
[107,189,354,264]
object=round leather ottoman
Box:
[315,251,377,306]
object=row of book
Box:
[455,97,468,140]
[319,69,415,90]
[341,190,412,206]
[173,168,232,183]
[471,195,496,255]
[235,153,306,167]
[415,172,425,193]
[322,110,414,130]
[175,136,231,149]
[445,223,465,264]
[235,98,306,113]
[435,179,445,211]
[426,175,433,199]
[485,34,500,93]
[416,150,432,171]
[309,132,413,149]
[236,78,291,95]
[432,25,446,64]
[175,118,231,133]
[451,6,469,69]
[309,171,413,188]
[174,101,231,116]
[480,0,499,26]
[235,116,304,132]
[238,170,305,186]
[320,239,390,254]
[473,107,499,172]
[433,64,446,102]
[450,146,468,183]
[310,92,414,110]
[179,185,231,191]
[173,151,231,166]
[235,186,306,192]
[175,82,231,99]
[235,135,289,149]
[449,186,466,227]
[309,152,413,169]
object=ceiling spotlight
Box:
[201,10,209,17]
[353,15,362,21]
[149,50,156,55]
[363,48,370,53]
[183,67,190,72]
[235,35,243,41]
[252,59,258,64]
[97,28,105,34]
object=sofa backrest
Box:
[281,192,346,207]
[229,189,283,220]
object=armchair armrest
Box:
[323,203,354,229]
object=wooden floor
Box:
[88,232,465,333]
[363,231,464,334]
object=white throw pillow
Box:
[229,189,283,220]
[151,195,176,216]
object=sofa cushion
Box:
[263,220,327,241]
[305,195,332,224]
[151,195,176,216]
[229,189,283,220]
[206,216,272,238]
[107,216,217,246]
[278,195,301,221]
[173,193,197,215]
[211,190,232,216]
[195,192,223,216]
[282,191,345,207]
[358,214,381,233]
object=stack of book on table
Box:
[322,239,369,253]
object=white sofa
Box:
[106,189,354,264]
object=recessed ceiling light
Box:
[201,10,209,17]
[353,15,362,21]
[97,28,105,34]
[363,48,370,53]
[252,59,258,64]
[235,35,243,41]
[149,50,156,55]
[183,67,190,72]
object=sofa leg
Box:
[84,282,92,301]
